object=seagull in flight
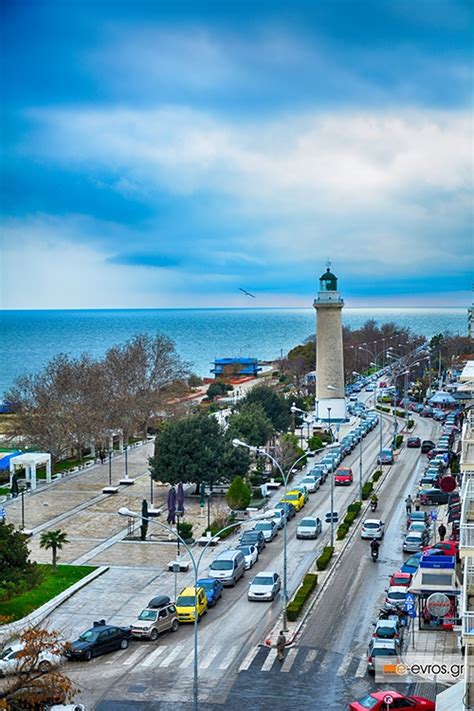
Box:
[239,287,256,298]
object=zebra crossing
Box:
[102,641,368,680]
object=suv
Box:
[131,595,179,640]
[239,529,266,552]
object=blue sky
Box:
[2,0,472,308]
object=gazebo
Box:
[428,391,457,407]
[9,452,52,491]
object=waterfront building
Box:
[211,357,261,379]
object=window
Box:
[158,610,167,620]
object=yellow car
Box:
[280,490,305,512]
[175,586,208,622]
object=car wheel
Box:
[120,638,129,650]
[171,619,179,632]
[38,660,52,673]
[84,650,92,662]
[150,628,159,642]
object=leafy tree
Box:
[0,523,40,601]
[39,530,69,572]
[274,434,306,475]
[227,402,274,446]
[140,499,149,541]
[225,476,251,511]
[149,413,249,494]
[240,385,291,432]
[206,382,229,400]
[0,627,78,709]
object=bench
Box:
[102,486,119,494]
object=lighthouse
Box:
[313,264,347,423]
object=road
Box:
[50,406,432,710]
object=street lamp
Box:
[232,439,312,632]
[290,403,313,448]
[118,506,272,711]
[108,450,112,486]
[326,406,335,548]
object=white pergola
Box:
[9,452,52,491]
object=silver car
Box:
[248,571,281,602]
[403,530,427,552]
[296,517,322,539]
[253,520,278,542]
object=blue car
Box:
[400,552,422,575]
[196,578,223,607]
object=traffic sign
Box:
[0,507,5,522]
[325,512,339,523]
[404,592,416,619]
[383,694,394,706]
[430,510,438,521]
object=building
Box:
[210,357,261,379]
[313,264,346,423]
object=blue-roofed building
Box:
[211,358,262,379]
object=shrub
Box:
[308,435,324,451]
[286,573,318,621]
[361,482,373,500]
[376,405,390,413]
[316,546,334,571]
[372,470,383,482]
[395,434,404,449]
[177,521,193,540]
[225,476,251,510]
[337,524,349,540]
[343,511,357,526]
[347,501,362,515]
[407,419,415,429]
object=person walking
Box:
[405,495,413,515]
[414,495,421,512]
[438,523,447,541]
[276,630,286,662]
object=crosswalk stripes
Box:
[200,646,221,670]
[218,645,239,670]
[122,646,145,667]
[354,657,367,678]
[238,645,260,672]
[159,642,185,668]
[105,646,130,664]
[139,645,167,668]
[336,652,354,677]
[260,648,277,671]
[300,648,317,673]
[280,646,298,672]
[178,648,195,669]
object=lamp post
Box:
[124,444,128,478]
[290,403,313,448]
[326,406,335,548]
[118,507,271,711]
[108,450,112,486]
[232,439,311,632]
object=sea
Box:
[0,308,467,398]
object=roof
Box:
[212,357,258,365]
[319,267,337,281]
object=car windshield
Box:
[299,520,316,527]
[238,546,252,555]
[382,449,392,456]
[242,532,258,540]
[138,610,157,621]
[78,630,99,643]
[406,536,421,542]
[210,560,233,570]
[388,592,406,600]
[253,577,273,586]
[364,522,380,528]
[255,523,270,530]
[177,596,196,606]
[198,581,212,590]
[285,494,298,501]
[376,625,395,635]
[371,648,397,657]
[301,478,314,484]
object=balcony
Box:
[462,561,474,643]
[460,479,474,558]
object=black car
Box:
[66,621,131,661]
[421,440,436,453]
[418,488,450,505]
[239,529,266,552]
[407,437,421,448]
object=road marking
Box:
[105,647,130,664]
[238,646,260,672]
[218,645,239,670]
[159,643,185,668]
[178,648,195,669]
[336,652,354,677]
[139,645,167,668]
[260,648,277,671]
[200,646,221,670]
[300,648,318,673]
[280,647,298,672]
[354,657,367,678]
[122,646,146,667]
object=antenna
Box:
[326,257,331,269]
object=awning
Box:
[435,680,466,710]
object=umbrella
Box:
[177,482,185,515]
[199,481,206,508]
[428,391,456,405]
[10,471,19,498]
[167,486,176,525]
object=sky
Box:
[1,0,472,309]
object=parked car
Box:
[418,488,450,505]
[209,549,246,585]
[274,501,296,520]
[292,485,309,504]
[310,464,328,483]
[0,641,62,675]
[423,541,458,557]
[408,522,431,541]
[372,618,403,640]
[389,571,412,587]
[383,586,408,611]
[400,552,422,574]
[235,544,259,570]
[421,440,436,453]
[196,578,223,608]
[280,490,305,512]
[299,475,320,493]
[130,595,179,640]
[248,571,281,602]
[268,508,286,529]
[253,520,278,542]
[296,516,322,539]
[360,519,385,539]
[239,529,266,552]
[349,691,435,711]
[66,621,131,661]
[406,511,429,528]
[175,586,208,622]
[407,436,421,448]
[377,448,394,465]
[403,530,428,552]
[334,467,353,486]
[367,638,401,674]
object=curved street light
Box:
[118,506,272,711]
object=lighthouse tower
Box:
[313,264,347,423]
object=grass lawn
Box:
[0,564,96,622]
[0,486,10,496]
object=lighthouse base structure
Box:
[316,397,347,423]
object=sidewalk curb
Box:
[0,565,109,641]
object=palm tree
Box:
[39,529,69,572]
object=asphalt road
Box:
[59,405,421,710]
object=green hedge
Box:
[343,511,357,526]
[337,523,349,540]
[204,518,237,539]
[395,434,404,449]
[316,546,334,571]
[286,573,318,621]
[407,419,414,429]
[372,470,383,482]
[361,481,373,499]
[347,501,362,515]
[376,405,390,413]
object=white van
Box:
[208,549,246,586]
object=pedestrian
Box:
[438,523,447,541]
[414,496,421,512]
[276,630,286,662]
[405,495,412,515]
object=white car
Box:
[299,475,320,493]
[0,641,62,676]
[248,571,281,602]
[296,517,322,539]
[235,544,259,570]
[253,520,278,542]
[360,519,385,539]
[49,706,85,711]
[268,508,286,529]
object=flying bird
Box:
[239,287,256,298]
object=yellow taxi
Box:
[175,586,208,623]
[280,490,305,512]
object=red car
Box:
[334,467,353,486]
[349,690,435,711]
[423,540,458,557]
[389,571,412,587]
